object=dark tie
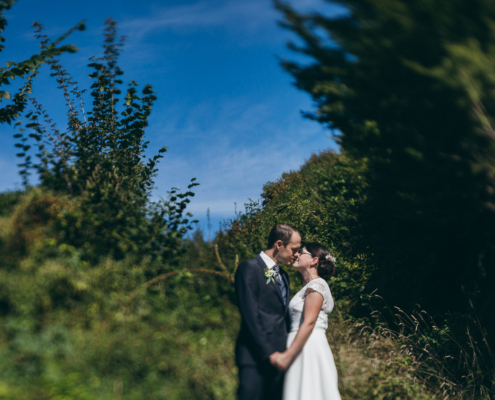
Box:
[272,265,287,305]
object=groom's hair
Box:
[267,223,300,249]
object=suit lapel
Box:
[256,254,284,304]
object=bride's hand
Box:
[269,351,291,371]
[269,352,281,365]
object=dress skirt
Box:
[282,328,341,400]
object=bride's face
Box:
[293,247,318,271]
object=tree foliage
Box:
[276,0,495,332]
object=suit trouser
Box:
[237,362,284,400]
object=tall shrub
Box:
[13,19,198,262]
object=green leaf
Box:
[31,55,44,64]
[58,44,79,53]
[142,84,155,94]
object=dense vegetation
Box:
[0,0,494,399]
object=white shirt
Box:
[259,251,277,269]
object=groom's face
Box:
[277,232,301,265]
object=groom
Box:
[235,223,301,400]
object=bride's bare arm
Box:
[269,291,323,370]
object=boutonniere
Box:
[264,268,276,285]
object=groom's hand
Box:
[269,352,280,368]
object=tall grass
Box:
[329,295,495,400]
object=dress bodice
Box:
[288,278,334,333]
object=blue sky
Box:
[1,0,344,232]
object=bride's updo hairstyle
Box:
[305,242,336,280]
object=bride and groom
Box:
[235,223,341,400]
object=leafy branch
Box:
[0,0,84,126]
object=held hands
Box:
[269,351,291,371]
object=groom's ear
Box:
[275,240,283,250]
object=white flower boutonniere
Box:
[264,268,276,285]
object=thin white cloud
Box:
[49,0,346,73]
[119,0,337,41]
[121,0,275,38]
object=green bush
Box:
[0,234,238,399]
[0,190,23,217]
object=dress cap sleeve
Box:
[302,278,334,314]
[304,279,327,298]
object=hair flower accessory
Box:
[325,254,337,263]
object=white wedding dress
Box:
[283,278,341,400]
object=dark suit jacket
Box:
[235,254,291,366]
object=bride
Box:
[269,242,341,400]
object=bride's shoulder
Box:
[317,277,331,288]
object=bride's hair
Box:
[304,242,336,280]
